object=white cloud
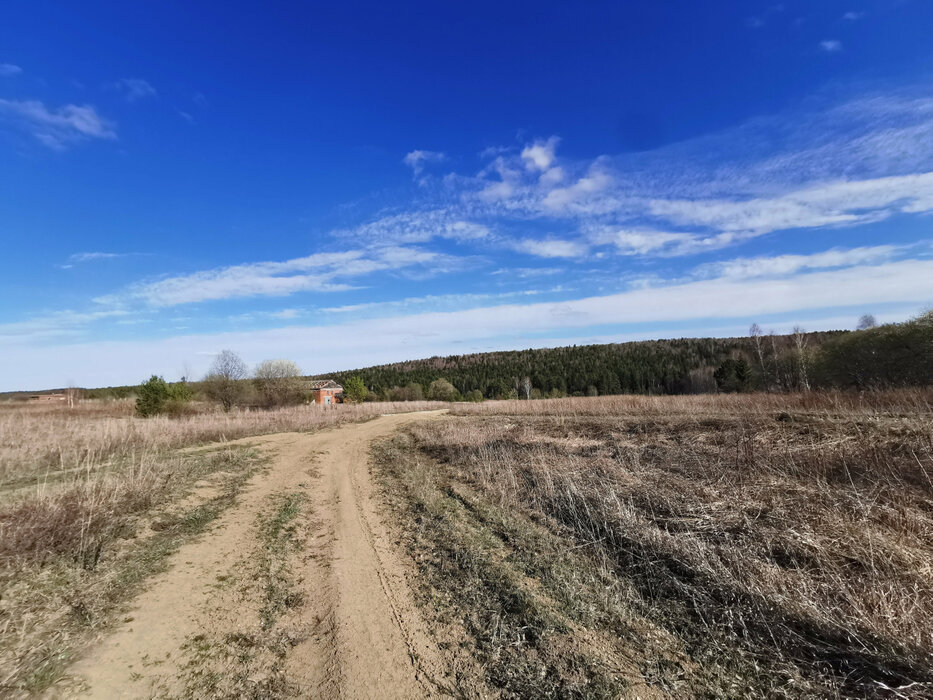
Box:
[0,309,131,343]
[335,210,490,245]
[491,267,562,278]
[0,63,22,77]
[117,246,460,307]
[5,259,931,390]
[476,156,523,202]
[512,238,589,258]
[648,172,933,237]
[68,252,126,263]
[0,99,116,149]
[693,245,902,280]
[590,228,699,256]
[403,149,446,176]
[110,78,157,102]
[320,289,548,315]
[820,40,843,53]
[843,11,865,20]
[542,163,613,211]
[521,137,559,171]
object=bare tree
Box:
[520,376,532,400]
[749,323,766,388]
[792,326,810,391]
[204,350,248,411]
[768,330,782,389]
[857,314,877,331]
[254,359,304,407]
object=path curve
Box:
[67,410,447,699]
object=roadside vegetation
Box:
[374,390,933,698]
[0,444,265,695]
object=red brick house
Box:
[309,379,343,405]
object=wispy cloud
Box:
[0,63,22,77]
[589,228,702,256]
[416,92,933,261]
[693,245,904,280]
[403,149,446,176]
[109,78,157,102]
[6,258,931,389]
[110,246,463,307]
[511,238,589,259]
[843,11,865,21]
[820,40,843,53]
[0,309,131,344]
[648,172,933,238]
[334,210,489,245]
[0,99,116,149]
[69,252,128,263]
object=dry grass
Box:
[449,387,933,418]
[0,399,443,490]
[384,390,933,698]
[0,398,441,696]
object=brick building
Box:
[308,379,343,405]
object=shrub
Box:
[135,376,171,417]
[253,359,304,408]
[343,376,368,404]
[428,378,460,402]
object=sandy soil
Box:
[65,411,448,699]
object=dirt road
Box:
[68,411,447,699]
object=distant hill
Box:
[319,331,847,399]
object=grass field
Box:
[2,391,932,697]
[0,398,441,695]
[374,390,933,698]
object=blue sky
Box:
[2,1,933,390]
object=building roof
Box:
[308,379,342,390]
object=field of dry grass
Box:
[375,390,933,698]
[0,398,443,490]
[3,391,932,697]
[0,398,442,695]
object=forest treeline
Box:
[323,312,932,400]
[7,312,930,403]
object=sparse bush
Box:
[428,378,460,402]
[204,350,249,411]
[253,359,304,408]
[386,382,425,401]
[136,377,194,417]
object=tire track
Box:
[66,411,448,699]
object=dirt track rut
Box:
[68,411,447,698]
